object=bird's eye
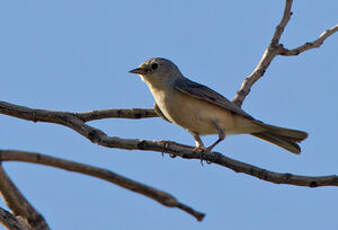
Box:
[151,63,158,70]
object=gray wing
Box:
[174,77,254,120]
[154,103,171,123]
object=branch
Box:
[0,207,30,230]
[232,0,338,107]
[0,100,157,122]
[0,165,50,230]
[0,150,205,222]
[1,101,338,187]
[278,25,338,56]
[76,108,157,122]
[270,0,293,47]
[232,0,294,107]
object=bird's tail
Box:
[250,121,308,154]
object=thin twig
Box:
[271,0,293,47]
[278,25,338,56]
[1,101,338,187]
[0,165,50,230]
[0,150,205,221]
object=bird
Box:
[129,57,308,154]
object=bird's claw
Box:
[193,147,207,166]
[193,147,213,165]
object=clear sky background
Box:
[1,1,338,229]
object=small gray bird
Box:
[129,57,308,154]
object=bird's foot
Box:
[159,140,194,157]
[192,147,208,166]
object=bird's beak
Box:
[129,67,147,75]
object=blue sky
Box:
[1,1,338,229]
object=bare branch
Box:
[232,1,337,107]
[270,0,293,47]
[0,150,205,221]
[0,165,50,230]
[279,25,338,56]
[76,108,157,122]
[1,101,338,187]
[110,140,338,188]
[0,101,157,123]
[232,0,294,107]
[0,207,30,230]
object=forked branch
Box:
[232,0,337,107]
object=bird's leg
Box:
[191,132,206,165]
[206,122,226,152]
[192,132,205,150]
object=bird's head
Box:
[129,57,182,84]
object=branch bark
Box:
[0,150,205,222]
[76,108,157,122]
